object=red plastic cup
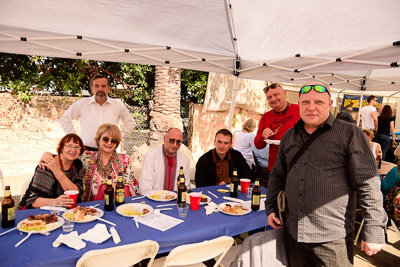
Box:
[64,190,79,209]
[189,192,201,210]
[240,179,251,194]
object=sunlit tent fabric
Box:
[0,0,399,93]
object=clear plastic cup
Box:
[62,220,74,232]
[177,203,189,217]
[247,184,254,198]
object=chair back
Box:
[162,236,234,267]
[76,240,159,267]
[20,177,32,202]
[391,218,400,238]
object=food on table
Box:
[19,214,58,231]
[222,204,248,215]
[200,195,208,203]
[149,191,175,200]
[63,205,98,222]
[120,207,150,216]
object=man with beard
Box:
[59,75,136,151]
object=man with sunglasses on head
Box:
[254,83,300,182]
[139,128,190,195]
[265,82,387,266]
[59,75,136,151]
[195,129,252,187]
[359,95,379,133]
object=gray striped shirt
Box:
[266,114,387,243]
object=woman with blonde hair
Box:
[363,129,382,159]
[235,119,257,169]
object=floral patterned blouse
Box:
[81,151,140,202]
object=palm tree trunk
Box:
[149,66,182,146]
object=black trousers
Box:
[285,233,353,267]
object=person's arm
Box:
[120,154,140,196]
[46,156,79,191]
[348,128,387,245]
[372,111,378,132]
[380,167,399,195]
[119,103,136,137]
[32,195,74,208]
[390,120,395,143]
[59,101,81,134]
[195,155,208,188]
[254,116,267,149]
[139,154,155,195]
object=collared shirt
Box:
[266,114,387,244]
[162,146,177,191]
[59,96,136,148]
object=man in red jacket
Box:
[254,83,300,180]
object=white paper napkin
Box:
[136,213,183,232]
[52,231,86,250]
[109,226,121,244]
[223,196,244,203]
[243,199,266,211]
[80,223,111,244]
[204,201,219,215]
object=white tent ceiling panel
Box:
[0,0,399,93]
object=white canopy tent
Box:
[0,0,399,127]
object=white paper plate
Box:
[116,203,154,217]
[186,194,211,205]
[218,202,251,216]
[63,207,104,223]
[264,139,281,145]
[17,216,65,233]
[146,190,177,202]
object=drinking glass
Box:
[51,201,63,216]
[247,183,254,198]
[62,220,74,232]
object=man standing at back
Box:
[254,83,300,178]
[359,95,378,133]
[59,75,136,151]
[139,128,190,195]
[266,82,387,266]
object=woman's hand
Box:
[39,152,55,169]
[55,195,74,208]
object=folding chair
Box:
[76,240,159,267]
[152,236,234,267]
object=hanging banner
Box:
[341,95,383,112]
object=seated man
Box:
[195,129,253,187]
[139,128,190,195]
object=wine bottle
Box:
[230,168,239,198]
[1,186,15,228]
[104,177,114,211]
[251,179,261,211]
[115,173,125,206]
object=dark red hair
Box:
[57,134,85,155]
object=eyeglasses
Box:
[299,85,330,97]
[102,137,118,145]
[263,83,280,93]
[64,144,81,151]
[166,137,182,146]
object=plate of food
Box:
[146,190,177,202]
[17,214,64,233]
[116,203,153,217]
[186,194,211,205]
[62,205,104,223]
[218,202,251,216]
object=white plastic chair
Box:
[391,218,400,238]
[152,236,234,267]
[75,240,159,267]
[20,178,32,202]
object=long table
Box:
[0,185,268,267]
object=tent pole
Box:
[357,91,364,127]
[227,75,239,131]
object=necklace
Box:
[97,153,113,178]
[58,155,75,178]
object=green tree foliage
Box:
[0,53,207,105]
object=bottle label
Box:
[181,192,186,202]
[252,195,260,205]
[116,189,124,202]
[105,195,109,205]
[8,207,15,220]
[4,190,11,197]
[230,183,234,192]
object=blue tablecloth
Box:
[0,185,268,266]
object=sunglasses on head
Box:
[167,137,182,145]
[102,136,118,144]
[263,83,280,93]
[299,85,330,97]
